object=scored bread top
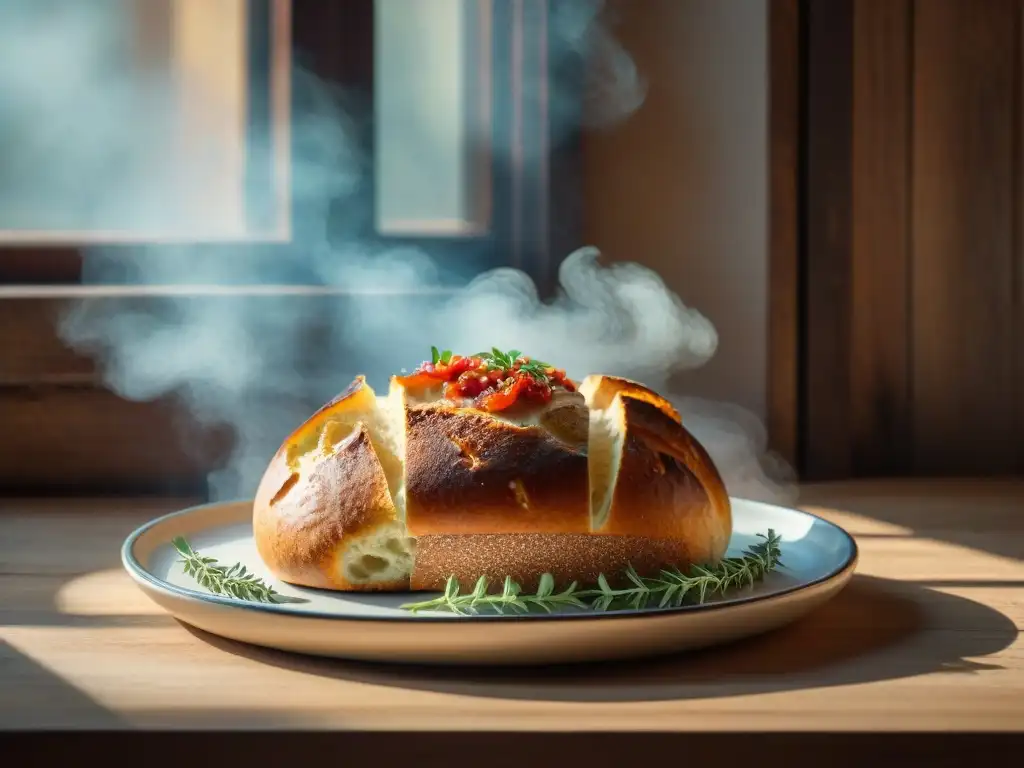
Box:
[582,373,731,562]
[578,373,682,422]
[589,389,731,564]
[252,377,411,590]
[253,422,410,590]
[251,352,732,593]
[402,398,592,536]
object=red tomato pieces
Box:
[402,353,576,412]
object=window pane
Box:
[374,0,490,236]
[0,0,289,243]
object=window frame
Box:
[0,0,580,294]
[0,0,293,250]
[0,0,806,495]
[0,0,587,496]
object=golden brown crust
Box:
[589,384,731,565]
[253,371,732,595]
[579,373,682,422]
[253,422,407,591]
[411,533,696,592]
[403,403,591,536]
[622,397,731,546]
[281,376,371,453]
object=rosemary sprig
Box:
[401,529,783,616]
[172,537,281,603]
[404,573,591,617]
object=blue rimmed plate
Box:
[121,498,857,665]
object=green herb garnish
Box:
[401,529,783,615]
[473,347,552,381]
[172,537,281,603]
[430,346,453,365]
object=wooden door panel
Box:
[850,0,912,476]
[802,0,1024,480]
[910,0,1019,474]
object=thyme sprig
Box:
[172,537,281,603]
[402,529,783,615]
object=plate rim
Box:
[121,497,860,624]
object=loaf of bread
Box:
[252,350,731,593]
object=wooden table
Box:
[2,480,1023,757]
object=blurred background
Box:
[0,0,1020,502]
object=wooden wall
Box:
[803,0,1024,479]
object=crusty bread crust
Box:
[403,403,591,536]
[251,371,732,594]
[411,532,698,592]
[252,381,409,592]
[598,394,731,563]
[579,373,682,422]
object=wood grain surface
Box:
[911,0,1020,474]
[801,0,1024,480]
[803,0,854,480]
[768,0,800,471]
[1,480,1022,732]
[851,0,912,477]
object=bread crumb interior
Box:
[584,394,626,532]
[278,374,636,586]
[278,379,416,587]
[332,382,413,588]
[378,380,409,520]
[339,520,416,586]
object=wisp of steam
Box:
[2,0,796,504]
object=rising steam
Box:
[2,0,795,504]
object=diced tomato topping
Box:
[547,368,576,392]
[396,355,478,388]
[403,352,576,412]
[393,370,439,389]
[440,355,477,379]
[476,374,530,412]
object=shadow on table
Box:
[182,573,1020,703]
[0,641,126,728]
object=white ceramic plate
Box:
[122,499,858,665]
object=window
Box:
[375,0,490,236]
[0,0,291,243]
[0,0,581,495]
